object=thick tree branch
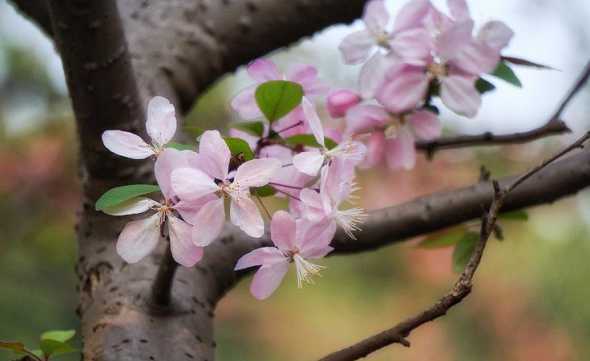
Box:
[8,0,53,37]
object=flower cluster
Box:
[96,0,525,300]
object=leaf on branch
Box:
[418,227,467,249]
[224,137,255,161]
[501,56,556,70]
[95,185,160,211]
[499,210,529,221]
[40,330,77,359]
[0,341,27,354]
[230,121,265,137]
[255,80,303,123]
[475,78,496,94]
[452,232,479,273]
[166,142,194,151]
[284,134,338,149]
[490,61,522,87]
[252,185,277,197]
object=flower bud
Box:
[326,89,361,118]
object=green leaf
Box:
[284,134,338,150]
[499,210,529,221]
[418,227,466,249]
[252,185,277,198]
[475,78,496,94]
[230,121,265,137]
[184,125,206,138]
[224,137,255,161]
[41,330,76,344]
[95,184,160,211]
[255,80,303,122]
[166,142,194,151]
[452,232,479,273]
[40,340,76,358]
[490,61,522,87]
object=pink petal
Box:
[302,97,325,147]
[116,213,160,264]
[358,52,395,99]
[292,150,325,176]
[286,64,327,96]
[190,198,225,247]
[363,131,386,168]
[393,0,431,33]
[436,20,474,62]
[250,261,289,300]
[321,158,355,207]
[146,96,176,146]
[171,167,219,200]
[230,85,262,119]
[198,130,231,180]
[155,148,199,200]
[168,215,203,267]
[102,130,153,159]
[386,129,416,170]
[440,75,481,118]
[478,21,514,51]
[229,128,260,151]
[273,107,306,137]
[363,0,389,35]
[102,197,159,216]
[326,89,361,118]
[235,158,282,188]
[247,58,281,82]
[269,165,313,199]
[299,220,337,258]
[376,64,429,114]
[270,210,297,251]
[299,188,327,222]
[345,104,389,136]
[173,195,217,223]
[230,196,264,238]
[450,41,499,75]
[447,0,471,22]
[338,29,376,65]
[235,247,288,270]
[390,28,433,63]
[409,110,441,140]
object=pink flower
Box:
[231,59,328,119]
[326,89,362,118]
[292,99,366,176]
[171,130,281,244]
[300,160,366,238]
[105,149,203,267]
[234,210,336,300]
[102,96,177,159]
[346,104,441,170]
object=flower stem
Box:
[150,245,178,308]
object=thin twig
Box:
[150,245,179,308]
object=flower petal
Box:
[155,148,198,200]
[386,128,416,170]
[300,188,327,222]
[247,58,281,82]
[345,104,389,135]
[363,131,386,168]
[235,247,288,270]
[250,261,289,300]
[102,197,159,216]
[190,198,225,247]
[270,210,297,251]
[451,41,499,75]
[358,52,395,99]
[393,0,431,33]
[286,64,328,96]
[146,96,176,146]
[230,85,262,119]
[338,29,376,65]
[299,220,337,258]
[235,158,282,188]
[198,130,231,180]
[168,215,203,267]
[447,0,471,22]
[171,167,219,200]
[376,64,429,114]
[116,213,160,264]
[292,150,325,176]
[409,110,441,140]
[302,97,325,147]
[436,20,474,62]
[390,28,433,63]
[478,21,514,51]
[440,75,481,118]
[230,196,265,238]
[326,89,361,118]
[102,130,153,159]
[363,0,389,35]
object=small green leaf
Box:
[452,232,479,273]
[475,78,496,94]
[41,330,76,343]
[40,340,76,358]
[166,142,194,151]
[252,185,277,198]
[224,137,255,161]
[255,80,303,122]
[418,227,466,249]
[284,134,338,150]
[230,121,265,137]
[95,184,160,211]
[490,61,522,87]
[499,210,529,221]
[184,125,206,138]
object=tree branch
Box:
[7,0,53,37]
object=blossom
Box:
[234,211,336,300]
[231,59,328,120]
[292,99,366,176]
[346,104,441,170]
[105,149,203,267]
[300,160,366,238]
[102,96,177,159]
[171,130,281,245]
[326,89,362,118]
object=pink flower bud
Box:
[326,89,361,118]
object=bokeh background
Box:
[2,0,590,360]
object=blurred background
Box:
[1,0,590,360]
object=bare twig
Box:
[150,245,179,308]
